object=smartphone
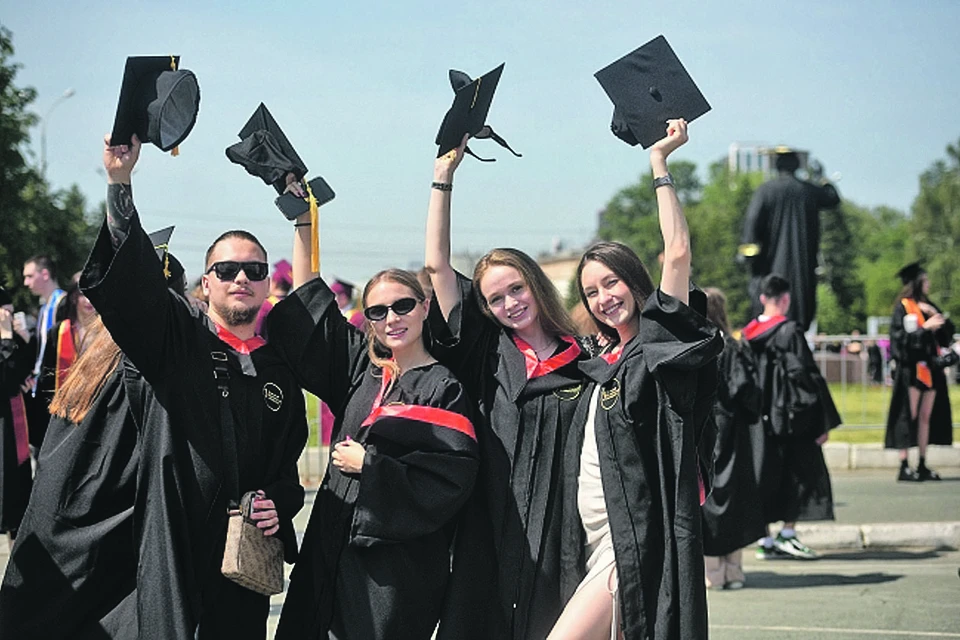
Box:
[13,311,26,329]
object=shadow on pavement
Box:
[744,570,901,589]
[822,549,944,561]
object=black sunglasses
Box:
[363,297,419,322]
[205,261,269,282]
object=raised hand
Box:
[102,133,141,184]
[649,118,689,160]
[434,133,470,184]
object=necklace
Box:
[532,340,558,359]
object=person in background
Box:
[701,287,766,590]
[331,278,365,329]
[21,255,66,447]
[739,147,840,331]
[37,273,99,408]
[743,274,841,560]
[255,258,294,339]
[885,262,956,482]
[0,286,34,547]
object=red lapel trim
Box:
[742,315,787,342]
[55,319,77,389]
[361,404,476,440]
[512,334,581,379]
[216,324,267,354]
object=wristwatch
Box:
[653,173,675,190]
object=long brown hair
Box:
[704,287,732,335]
[49,317,122,424]
[361,269,429,383]
[576,241,656,344]
[473,248,577,338]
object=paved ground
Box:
[708,548,960,639]
[3,468,958,638]
[827,469,960,525]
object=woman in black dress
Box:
[885,263,955,481]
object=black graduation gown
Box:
[741,175,840,331]
[885,300,955,449]
[700,335,766,557]
[77,214,307,640]
[268,278,479,640]
[0,367,140,640]
[0,335,34,533]
[561,290,721,640]
[430,272,592,640]
[744,317,840,523]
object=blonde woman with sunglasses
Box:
[269,209,479,640]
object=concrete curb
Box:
[823,442,960,471]
[795,521,960,550]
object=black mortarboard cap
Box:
[148,226,184,285]
[0,286,11,307]
[435,63,521,161]
[595,35,711,149]
[110,56,200,151]
[896,262,925,284]
[227,103,336,220]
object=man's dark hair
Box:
[775,152,800,174]
[204,230,268,268]
[26,254,58,281]
[761,274,791,299]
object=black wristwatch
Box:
[653,173,675,190]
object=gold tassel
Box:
[171,145,180,157]
[304,181,320,273]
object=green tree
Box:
[597,160,700,285]
[909,138,960,319]
[819,201,865,328]
[687,161,763,327]
[0,25,97,310]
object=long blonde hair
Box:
[361,269,429,384]
[49,317,122,424]
[473,248,577,338]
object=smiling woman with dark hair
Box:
[562,119,722,640]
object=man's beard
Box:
[212,300,260,328]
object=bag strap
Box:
[212,351,241,510]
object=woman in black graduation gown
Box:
[700,287,765,590]
[271,219,479,640]
[0,291,35,544]
[885,263,956,482]
[0,317,140,639]
[558,119,721,639]
[425,139,594,640]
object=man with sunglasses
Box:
[73,133,308,640]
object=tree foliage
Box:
[594,141,960,333]
[0,25,97,310]
[909,138,960,319]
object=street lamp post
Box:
[40,88,76,179]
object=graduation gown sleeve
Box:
[426,270,498,393]
[266,277,368,411]
[81,213,200,385]
[351,376,479,546]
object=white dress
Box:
[575,386,619,638]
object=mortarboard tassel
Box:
[304,180,320,273]
[169,57,180,157]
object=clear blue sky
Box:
[5,0,959,285]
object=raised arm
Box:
[650,119,691,304]
[424,135,468,320]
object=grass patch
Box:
[301,384,960,447]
